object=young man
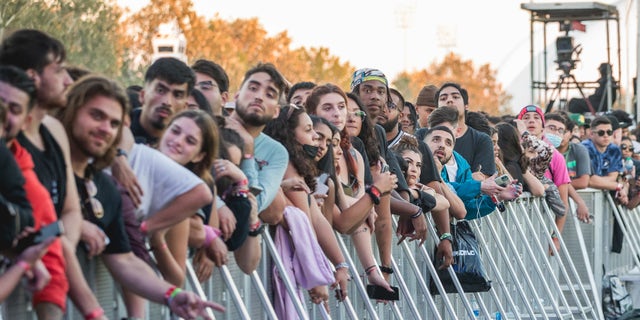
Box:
[130,57,195,145]
[422,109,519,219]
[0,65,67,319]
[0,29,91,320]
[351,68,453,271]
[287,81,316,107]
[229,63,351,297]
[387,88,412,148]
[191,59,230,116]
[60,75,224,319]
[436,82,496,178]
[581,116,628,205]
[516,105,572,250]
[414,84,438,129]
[544,112,592,223]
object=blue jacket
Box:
[441,151,496,220]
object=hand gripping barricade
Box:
[4,190,630,320]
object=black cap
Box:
[606,115,620,131]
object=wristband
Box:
[164,286,178,305]
[139,221,148,235]
[365,186,381,205]
[439,232,453,243]
[16,260,30,273]
[168,288,183,306]
[248,220,265,237]
[234,178,249,187]
[410,207,423,219]
[369,185,382,198]
[335,262,349,270]
[243,153,254,160]
[84,307,104,320]
[379,265,393,274]
[616,183,623,191]
[202,225,221,248]
[364,265,377,275]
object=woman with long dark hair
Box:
[495,123,544,196]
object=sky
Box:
[117,0,637,113]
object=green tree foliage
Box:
[394,52,512,116]
[0,0,129,82]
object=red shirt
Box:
[10,141,68,309]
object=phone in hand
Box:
[366,284,400,301]
[313,173,330,196]
[16,221,64,252]
[494,174,511,187]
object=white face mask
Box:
[546,133,562,148]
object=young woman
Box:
[495,123,544,196]
[306,86,397,289]
[390,136,450,215]
[490,126,511,179]
[264,105,353,308]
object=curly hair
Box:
[390,135,422,157]
[264,104,318,192]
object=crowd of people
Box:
[0,28,639,320]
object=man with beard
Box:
[61,75,224,319]
[436,82,496,178]
[130,57,195,145]
[386,88,412,148]
[0,29,91,320]
[225,63,289,224]
[424,124,520,220]
[351,68,453,275]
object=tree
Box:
[393,52,512,116]
[124,0,354,92]
[0,0,128,82]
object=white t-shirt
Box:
[127,144,204,220]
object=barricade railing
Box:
[7,188,640,319]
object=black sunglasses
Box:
[596,130,613,137]
[621,144,632,151]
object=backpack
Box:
[603,274,633,319]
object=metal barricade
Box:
[8,188,640,320]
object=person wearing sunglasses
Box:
[621,136,640,209]
[60,75,225,320]
[581,115,629,206]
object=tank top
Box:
[17,126,67,217]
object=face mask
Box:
[302,144,319,159]
[546,133,562,148]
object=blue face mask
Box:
[546,133,562,148]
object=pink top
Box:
[544,144,571,186]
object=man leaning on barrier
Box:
[582,116,629,206]
[59,75,224,319]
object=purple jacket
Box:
[273,206,335,319]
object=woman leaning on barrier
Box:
[495,123,545,197]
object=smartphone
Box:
[366,284,400,301]
[313,173,330,196]
[16,221,64,252]
[494,174,511,187]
